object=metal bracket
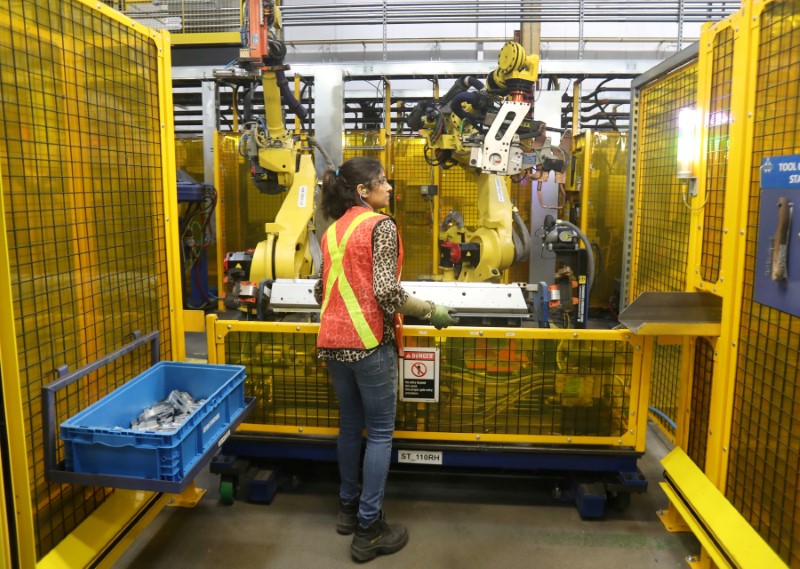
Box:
[43,330,161,483]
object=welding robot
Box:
[221,21,592,328]
[211,33,645,514]
[216,0,329,318]
[405,41,593,327]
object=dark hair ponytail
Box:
[320,156,384,219]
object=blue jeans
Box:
[326,343,397,527]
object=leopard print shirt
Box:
[315,217,408,362]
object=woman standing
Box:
[314,156,456,562]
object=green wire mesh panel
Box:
[649,341,682,436]
[343,132,436,279]
[583,132,628,312]
[634,63,696,437]
[393,136,436,279]
[440,166,479,230]
[175,137,205,182]
[175,137,218,293]
[0,0,172,559]
[224,331,338,426]
[686,337,714,471]
[701,26,734,284]
[108,0,240,34]
[632,64,696,298]
[218,133,283,254]
[727,1,800,564]
[343,130,382,162]
[400,336,632,436]
[341,132,533,282]
[223,329,633,438]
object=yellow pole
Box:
[704,5,754,492]
[157,30,185,360]
[0,166,37,569]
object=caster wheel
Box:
[608,492,631,512]
[220,479,235,505]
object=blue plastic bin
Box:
[60,361,246,482]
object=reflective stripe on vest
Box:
[321,211,381,349]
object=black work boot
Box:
[337,498,359,535]
[350,513,409,562]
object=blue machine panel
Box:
[177,169,206,202]
[755,155,800,317]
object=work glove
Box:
[397,295,433,319]
[430,304,458,329]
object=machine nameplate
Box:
[397,450,443,465]
[495,177,506,202]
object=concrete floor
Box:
[112,423,698,569]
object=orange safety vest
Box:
[318,206,404,351]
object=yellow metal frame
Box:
[660,448,788,569]
[0,161,28,569]
[0,1,183,565]
[183,309,206,332]
[631,2,795,565]
[629,60,705,450]
[39,492,171,569]
[206,315,650,451]
[694,2,753,491]
[158,24,186,364]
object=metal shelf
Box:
[618,292,722,336]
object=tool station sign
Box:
[756,155,798,317]
[399,348,440,402]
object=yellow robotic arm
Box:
[487,41,540,92]
[225,0,320,289]
[437,172,517,282]
[217,0,324,316]
[407,42,554,283]
[245,66,318,283]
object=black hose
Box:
[406,99,435,130]
[276,70,308,120]
[557,219,595,293]
[450,91,485,123]
[440,76,485,106]
[243,81,257,123]
[511,208,532,263]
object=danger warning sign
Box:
[400,347,440,402]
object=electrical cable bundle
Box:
[180,183,218,309]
